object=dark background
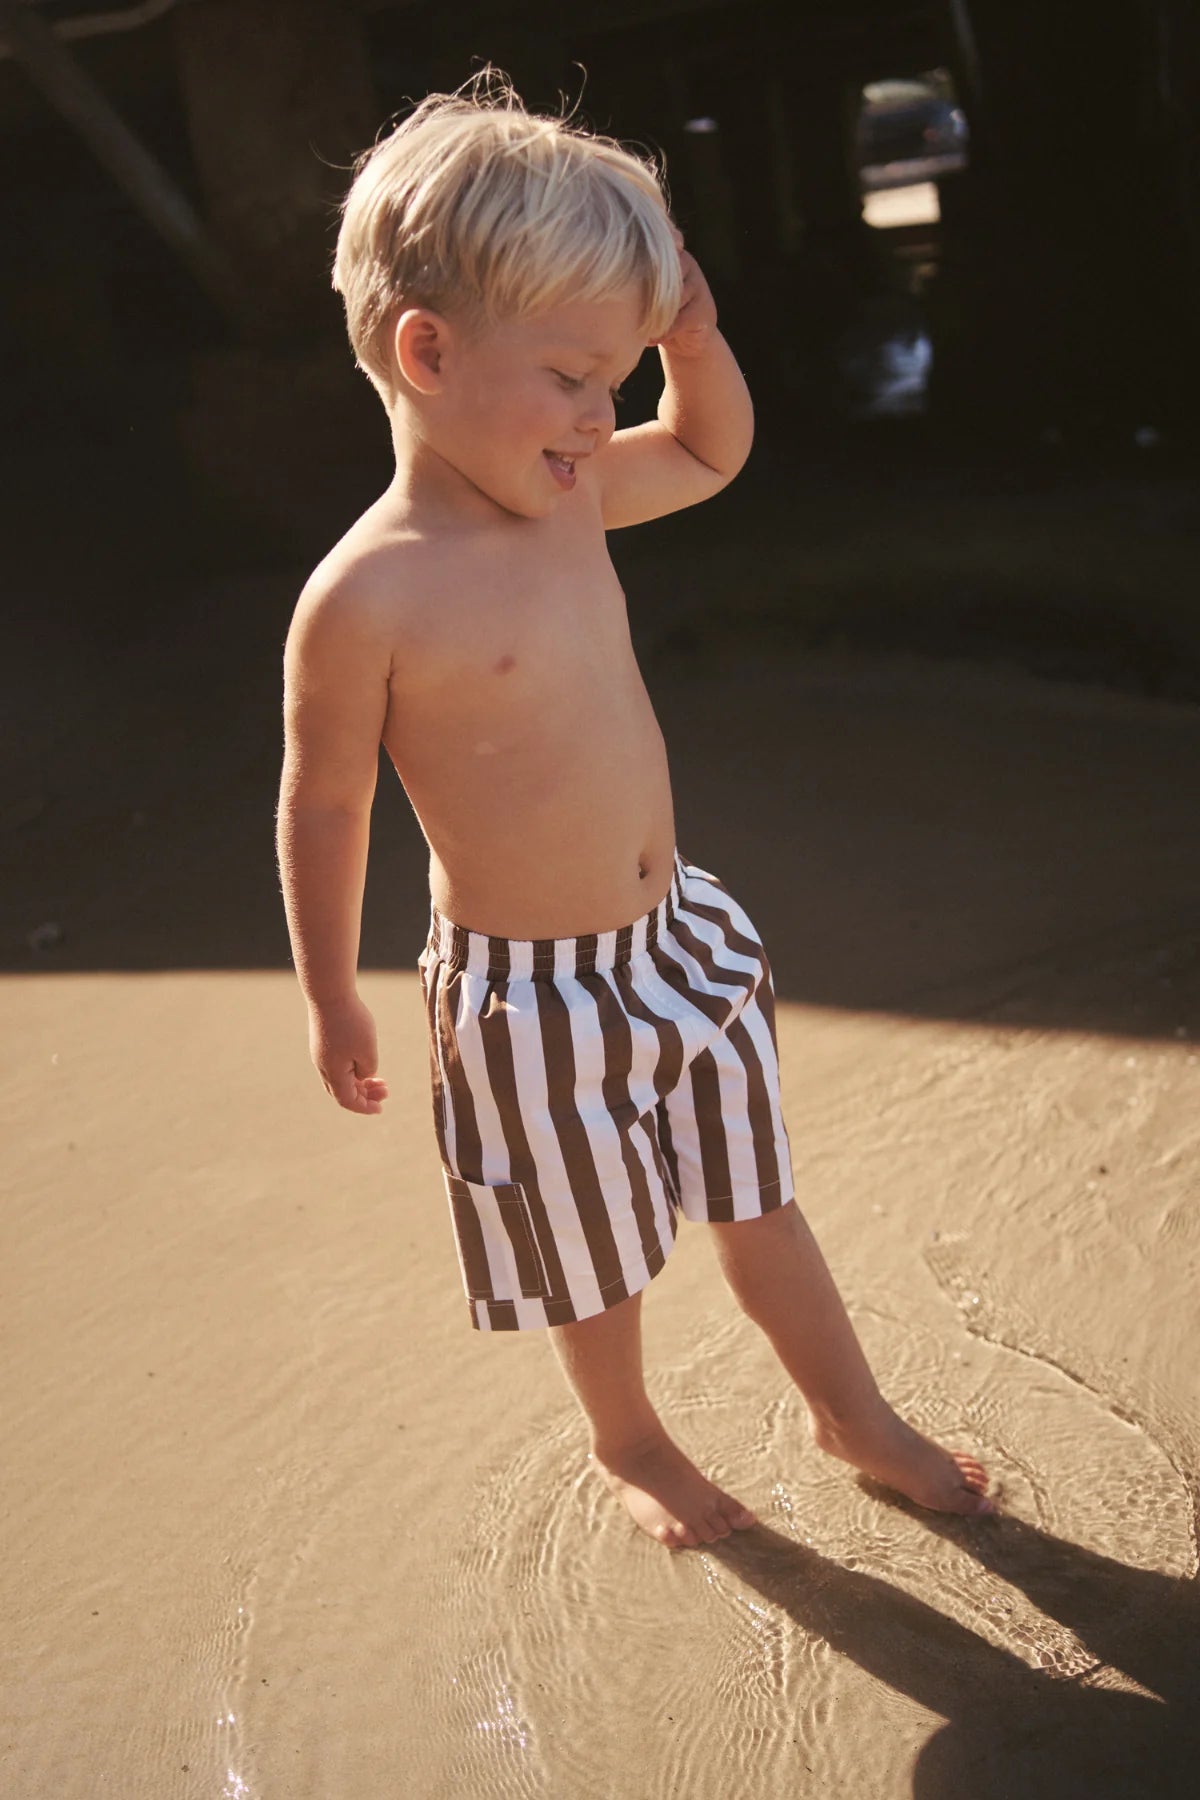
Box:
[4,0,1200,599]
[2,0,1199,992]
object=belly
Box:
[390,676,677,938]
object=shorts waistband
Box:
[427,854,686,981]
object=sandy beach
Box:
[4,545,1200,1795]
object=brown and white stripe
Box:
[418,855,793,1331]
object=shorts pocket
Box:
[443,1174,551,1303]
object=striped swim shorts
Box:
[418,854,794,1331]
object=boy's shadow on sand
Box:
[708,1492,1200,1798]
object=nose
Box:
[577,389,616,440]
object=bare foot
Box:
[590,1432,759,1549]
[810,1401,996,1517]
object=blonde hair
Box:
[331,67,682,403]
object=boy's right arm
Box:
[276,571,393,1114]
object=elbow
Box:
[732,403,755,476]
[714,404,755,483]
[713,433,754,486]
[287,796,375,823]
[278,756,377,819]
[725,435,754,483]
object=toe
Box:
[715,1489,756,1528]
[656,1524,682,1549]
[675,1522,700,1548]
[706,1508,732,1539]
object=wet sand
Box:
[4,567,1200,1795]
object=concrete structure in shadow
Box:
[2,0,1198,696]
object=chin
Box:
[500,490,557,521]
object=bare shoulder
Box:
[280,516,423,809]
[292,511,426,657]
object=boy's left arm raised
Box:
[598,242,754,531]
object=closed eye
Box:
[553,370,625,405]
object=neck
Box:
[385,409,508,531]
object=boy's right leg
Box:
[547,1289,758,1550]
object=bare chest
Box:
[389,546,634,725]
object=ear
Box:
[393,308,452,396]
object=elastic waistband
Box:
[426,854,686,981]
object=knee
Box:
[713,1198,799,1255]
[712,1201,802,1305]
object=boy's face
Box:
[427,286,649,520]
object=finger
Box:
[346,1088,383,1114]
[649,303,687,350]
[328,1068,362,1108]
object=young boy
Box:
[276,72,994,1550]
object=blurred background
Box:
[2,0,1199,987]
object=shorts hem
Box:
[465,1231,675,1332]
[678,1175,795,1224]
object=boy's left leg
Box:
[710,1200,995,1516]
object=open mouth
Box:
[543,451,577,489]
